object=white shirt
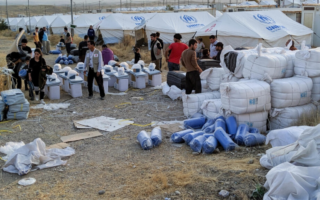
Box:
[83,48,103,72]
[210,40,219,58]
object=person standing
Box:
[196,38,205,58]
[28,49,47,104]
[38,28,44,46]
[150,33,162,71]
[84,41,105,100]
[134,47,141,64]
[213,42,224,61]
[180,39,203,94]
[78,35,89,62]
[165,34,188,71]
[64,27,72,56]
[33,27,41,49]
[42,27,50,55]
[87,25,95,41]
[209,35,219,58]
[156,32,164,71]
[101,44,114,65]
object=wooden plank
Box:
[46,143,70,150]
[61,131,103,143]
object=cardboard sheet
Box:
[46,143,70,149]
[61,131,102,143]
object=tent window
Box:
[238,9,245,11]
[228,9,234,12]
[304,7,315,10]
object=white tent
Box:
[28,16,42,32]
[98,13,156,44]
[260,0,277,5]
[36,15,58,31]
[140,12,216,44]
[51,15,79,35]
[216,10,223,18]
[9,18,21,32]
[16,18,28,30]
[282,0,302,6]
[195,10,313,48]
[239,1,259,5]
[74,13,111,38]
[302,0,320,4]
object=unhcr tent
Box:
[195,10,313,48]
[74,13,111,38]
[51,15,79,35]
[239,1,259,5]
[36,15,58,32]
[216,10,223,18]
[9,18,21,32]
[97,13,156,44]
[17,18,28,30]
[260,0,277,5]
[139,12,215,44]
[28,16,42,32]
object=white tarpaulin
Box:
[36,15,58,30]
[31,103,70,110]
[9,18,21,32]
[16,18,28,30]
[74,13,111,37]
[3,138,75,175]
[97,13,156,44]
[140,12,215,44]
[28,16,42,32]
[196,10,313,48]
[75,116,134,132]
[263,162,320,200]
[51,15,79,35]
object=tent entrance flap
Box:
[135,28,148,47]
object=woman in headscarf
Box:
[27,48,52,104]
[286,39,298,51]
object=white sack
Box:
[312,76,320,102]
[269,103,316,130]
[201,99,222,119]
[220,80,271,115]
[282,50,296,78]
[182,92,220,117]
[266,126,312,147]
[295,48,320,77]
[270,76,312,108]
[234,111,268,133]
[263,162,320,200]
[162,82,182,100]
[243,54,287,81]
[200,68,225,90]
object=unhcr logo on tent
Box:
[131,16,145,25]
[253,14,275,24]
[180,15,197,24]
[99,16,106,20]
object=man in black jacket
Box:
[38,28,44,45]
[78,35,89,62]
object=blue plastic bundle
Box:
[182,131,204,145]
[19,69,27,80]
[249,127,260,134]
[137,131,153,150]
[214,128,236,151]
[68,55,74,61]
[171,129,193,143]
[202,136,218,154]
[216,115,225,121]
[184,117,206,129]
[68,60,74,64]
[204,124,215,133]
[201,118,215,131]
[59,60,64,64]
[244,133,266,147]
[235,124,249,145]
[190,135,206,153]
[62,56,68,61]
[215,119,226,132]
[203,133,215,138]
[50,50,61,54]
[150,127,162,146]
[55,56,62,63]
[64,60,69,65]
[226,116,237,136]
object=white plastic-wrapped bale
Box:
[269,103,317,130]
[243,54,287,81]
[234,111,268,133]
[295,48,320,77]
[200,68,225,90]
[220,80,271,115]
[183,92,221,117]
[201,99,222,119]
[162,82,182,101]
[270,76,312,108]
[311,76,320,102]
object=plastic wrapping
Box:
[249,127,260,134]
[201,118,215,131]
[108,60,117,67]
[184,117,206,129]
[204,124,215,134]
[53,64,61,71]
[150,127,162,146]
[137,131,153,150]
[0,97,5,111]
[244,133,266,147]
[64,60,69,65]
[191,113,205,118]
[190,135,206,153]
[202,136,218,154]
[7,111,29,120]
[234,124,249,144]
[1,89,25,105]
[8,99,29,112]
[215,119,226,132]
[171,129,193,143]
[214,127,236,151]
[55,56,61,63]
[203,133,215,138]
[182,131,204,145]
[226,116,237,135]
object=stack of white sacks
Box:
[1,89,29,120]
[166,42,320,132]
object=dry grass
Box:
[295,111,320,126]
[0,53,7,67]
[0,29,17,38]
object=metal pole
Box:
[83,2,84,13]
[120,0,122,11]
[99,1,101,10]
[70,0,74,36]
[74,2,76,15]
[28,0,31,33]
[6,0,9,30]
[178,0,180,9]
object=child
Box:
[60,36,65,44]
[134,47,141,64]
[196,38,205,58]
[201,49,210,59]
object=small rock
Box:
[58,169,64,172]
[175,191,181,195]
[247,159,254,164]
[256,169,259,171]
[98,190,105,195]
[133,165,136,168]
[219,190,229,197]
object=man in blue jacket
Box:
[87,25,95,41]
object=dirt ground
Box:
[0,36,269,200]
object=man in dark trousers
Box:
[180,39,203,94]
[150,33,162,71]
[87,25,95,41]
[156,32,163,71]
[83,41,105,100]
[64,27,72,56]
[38,28,44,45]
[78,35,89,62]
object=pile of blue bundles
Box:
[214,127,236,151]
[55,56,62,64]
[226,116,237,136]
[64,60,69,65]
[201,118,215,131]
[137,127,163,150]
[68,60,74,64]
[190,135,206,153]
[234,124,249,144]
[50,50,61,54]
[202,136,218,154]
[171,129,193,143]
[59,60,64,64]
[182,131,204,145]
[150,127,162,147]
[184,117,206,129]
[244,133,266,147]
